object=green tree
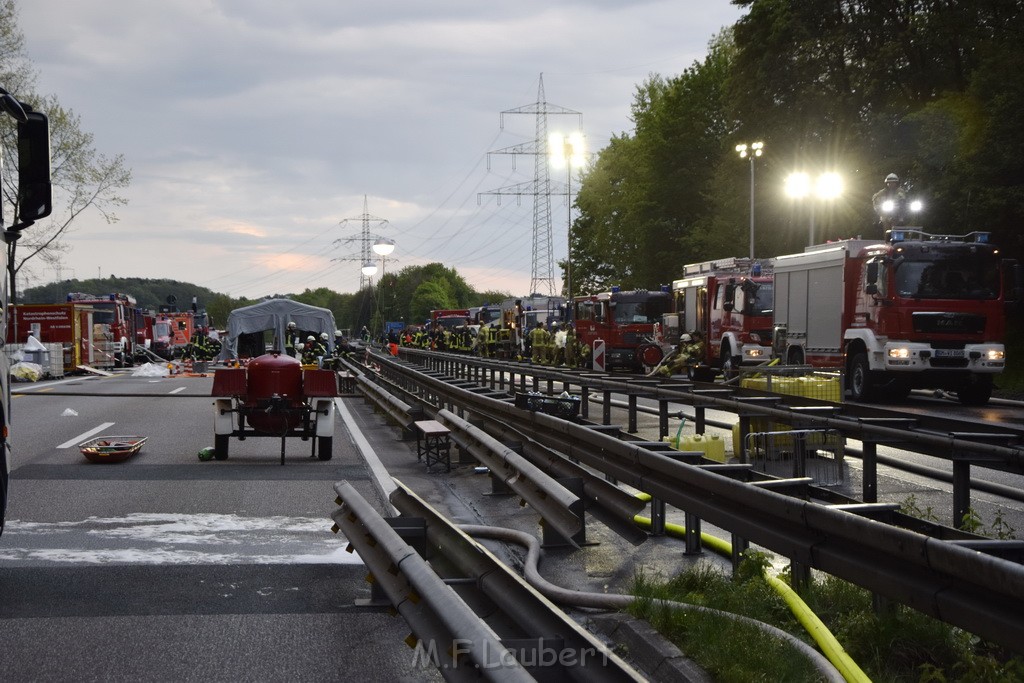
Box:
[0,0,131,300]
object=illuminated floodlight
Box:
[816,172,843,200]
[785,172,811,199]
[361,261,378,277]
[372,238,395,256]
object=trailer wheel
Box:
[214,434,230,460]
[848,352,876,402]
[317,436,333,461]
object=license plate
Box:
[933,349,964,358]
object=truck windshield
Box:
[91,302,116,324]
[895,253,1000,300]
[746,283,773,315]
[612,298,670,324]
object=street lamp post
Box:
[785,171,843,246]
[549,131,585,311]
[736,142,763,259]
[372,238,397,327]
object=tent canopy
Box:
[221,298,337,359]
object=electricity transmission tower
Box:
[480,74,581,296]
[333,195,392,290]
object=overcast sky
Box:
[16,1,745,300]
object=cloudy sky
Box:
[16,1,745,300]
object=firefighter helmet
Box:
[287,322,297,330]
[320,332,329,341]
[680,333,692,343]
[884,173,899,184]
[307,335,315,342]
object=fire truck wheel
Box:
[317,436,333,461]
[214,434,230,460]
[720,346,739,379]
[848,352,876,402]
[957,377,992,406]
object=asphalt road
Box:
[0,371,441,682]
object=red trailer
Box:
[211,352,339,464]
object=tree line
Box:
[569,0,1024,293]
[20,263,509,335]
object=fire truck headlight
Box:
[887,347,911,359]
[747,349,763,358]
[881,199,895,213]
[987,349,1005,361]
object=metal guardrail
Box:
[397,347,1024,528]
[332,480,534,682]
[435,408,585,546]
[364,348,1024,653]
[388,480,646,682]
[333,479,645,681]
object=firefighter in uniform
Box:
[872,172,907,231]
[564,323,577,368]
[301,335,325,365]
[529,322,549,364]
[285,322,299,357]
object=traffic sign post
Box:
[592,339,606,372]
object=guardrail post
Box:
[543,476,587,548]
[952,460,970,530]
[580,384,589,419]
[684,511,702,555]
[602,389,612,425]
[353,516,428,608]
[948,431,1018,529]
[791,561,811,594]
[627,394,638,434]
[731,534,748,575]
[649,497,666,536]
[659,399,668,439]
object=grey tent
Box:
[221,299,337,359]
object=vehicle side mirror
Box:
[865,283,878,295]
[723,282,736,312]
[16,111,52,226]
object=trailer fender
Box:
[313,398,335,437]
[214,398,234,435]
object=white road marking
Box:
[57,422,117,449]
[169,387,186,394]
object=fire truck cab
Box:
[573,287,671,371]
[772,230,1009,405]
[665,258,774,376]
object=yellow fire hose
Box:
[632,492,870,683]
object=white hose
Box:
[460,524,846,683]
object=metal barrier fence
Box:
[745,428,845,487]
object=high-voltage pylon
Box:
[333,195,392,290]
[480,74,581,296]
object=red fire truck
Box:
[573,287,671,371]
[66,292,140,367]
[771,229,1010,405]
[664,257,774,377]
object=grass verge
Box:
[628,555,1024,682]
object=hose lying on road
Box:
[460,524,846,683]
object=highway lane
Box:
[0,371,441,682]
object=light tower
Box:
[480,74,582,296]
